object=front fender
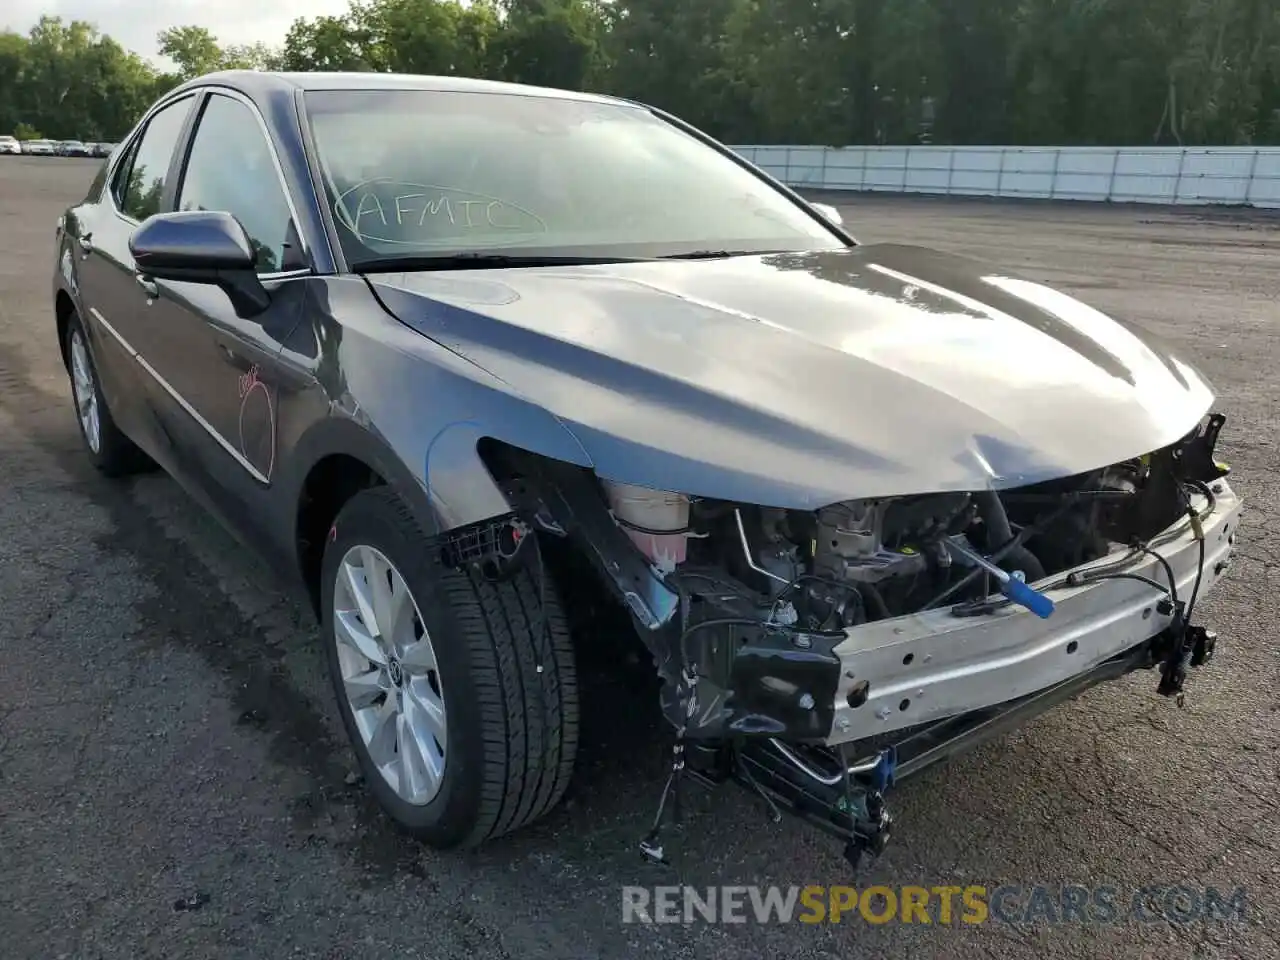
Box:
[282,414,445,542]
[303,276,595,534]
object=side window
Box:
[109,139,140,209]
[177,94,297,274]
[114,96,194,221]
[84,160,110,203]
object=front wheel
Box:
[321,487,579,848]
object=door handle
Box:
[78,232,93,256]
[136,274,159,298]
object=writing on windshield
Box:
[334,179,547,245]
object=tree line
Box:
[3,0,1278,147]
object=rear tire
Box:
[321,487,579,848]
[64,312,152,477]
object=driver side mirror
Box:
[810,202,843,226]
[129,210,271,319]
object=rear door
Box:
[71,93,198,453]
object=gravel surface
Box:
[1,158,1277,960]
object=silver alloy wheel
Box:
[333,544,447,805]
[69,330,100,454]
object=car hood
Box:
[370,244,1215,508]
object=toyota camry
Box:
[52,71,1241,868]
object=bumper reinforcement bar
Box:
[731,628,1204,872]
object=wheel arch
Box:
[55,288,76,371]
[288,416,443,617]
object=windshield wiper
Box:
[658,249,783,260]
[351,253,655,273]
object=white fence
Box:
[730,145,1280,208]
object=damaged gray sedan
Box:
[53,71,1240,867]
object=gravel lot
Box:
[1,157,1277,960]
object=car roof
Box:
[181,70,631,107]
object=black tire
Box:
[63,312,152,477]
[321,487,579,848]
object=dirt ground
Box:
[1,158,1277,959]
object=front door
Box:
[131,90,312,536]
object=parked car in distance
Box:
[98,142,119,158]
[57,140,93,157]
[0,135,21,155]
[22,138,56,156]
[52,70,1240,869]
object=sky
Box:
[3,0,355,64]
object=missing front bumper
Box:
[826,478,1241,745]
[642,475,1240,874]
[732,630,1183,869]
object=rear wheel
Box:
[64,313,151,476]
[321,487,579,847]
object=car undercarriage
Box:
[442,413,1238,870]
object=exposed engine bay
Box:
[610,443,1210,638]
[471,413,1237,872]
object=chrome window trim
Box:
[261,267,312,281]
[88,307,270,485]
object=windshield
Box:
[303,89,846,267]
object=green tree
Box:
[0,32,29,135]
[157,25,225,79]
[602,0,757,140]
[358,0,497,75]
[2,17,164,139]
[157,25,285,80]
[223,42,287,71]
[3,2,1279,148]
[281,14,373,71]
[491,0,608,91]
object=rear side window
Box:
[109,139,140,208]
[84,161,110,203]
[114,96,195,221]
